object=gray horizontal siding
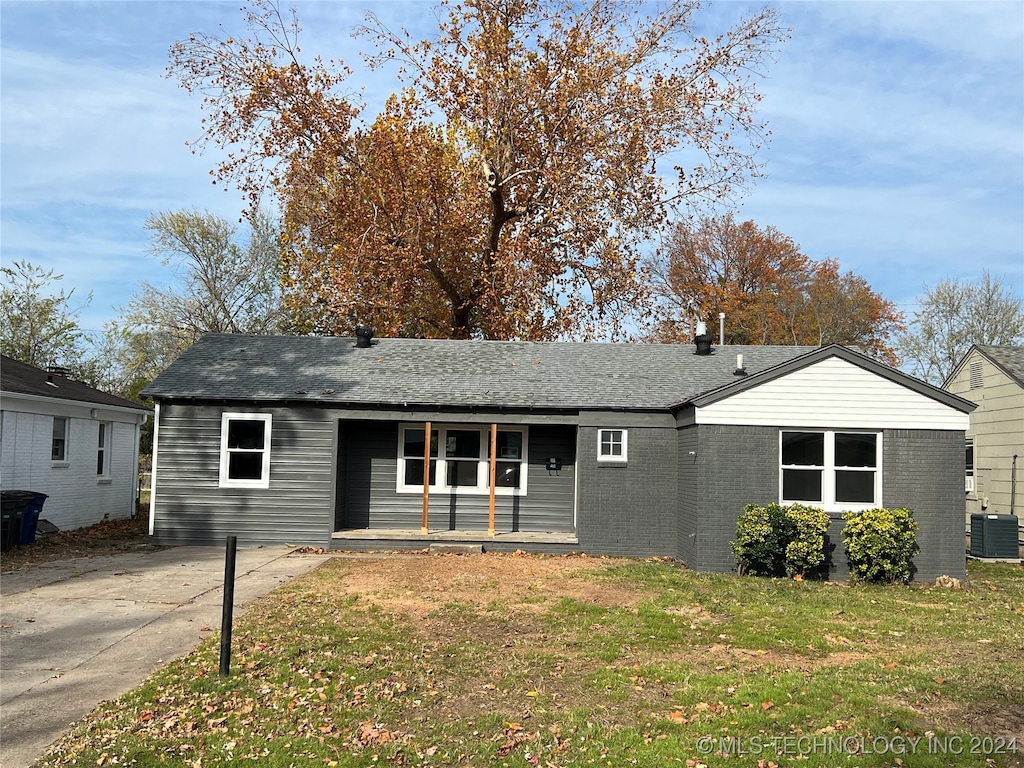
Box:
[152,404,335,546]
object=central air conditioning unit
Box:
[970,514,1019,559]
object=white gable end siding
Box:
[695,357,969,430]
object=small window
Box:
[969,361,984,389]
[219,413,272,488]
[598,429,627,462]
[96,422,112,476]
[965,438,974,493]
[52,417,68,461]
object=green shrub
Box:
[732,503,829,578]
[783,503,831,577]
[842,507,919,584]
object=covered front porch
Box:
[335,419,578,536]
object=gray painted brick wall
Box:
[882,429,966,581]
[576,425,678,556]
[677,427,699,565]
[694,425,778,572]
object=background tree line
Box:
[2,0,1021,402]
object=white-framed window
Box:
[52,416,68,462]
[397,424,528,495]
[780,430,880,511]
[597,429,627,462]
[96,422,112,477]
[965,438,975,493]
[219,413,272,488]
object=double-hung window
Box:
[219,413,272,488]
[52,417,68,462]
[397,424,527,494]
[96,422,112,477]
[965,438,975,493]
[781,430,879,510]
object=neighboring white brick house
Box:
[1,356,149,532]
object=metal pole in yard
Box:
[219,535,237,676]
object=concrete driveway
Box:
[0,545,322,768]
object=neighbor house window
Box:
[965,438,975,493]
[52,417,68,462]
[780,430,879,510]
[219,413,272,488]
[597,429,627,462]
[96,422,112,477]
[397,424,527,494]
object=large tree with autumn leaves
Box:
[647,213,904,364]
[169,0,786,339]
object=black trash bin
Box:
[2,491,30,551]
[19,492,48,545]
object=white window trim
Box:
[219,413,272,489]
[96,421,113,479]
[52,416,69,464]
[396,423,529,496]
[965,437,975,493]
[597,428,628,463]
[779,429,882,512]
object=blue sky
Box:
[2,1,1022,343]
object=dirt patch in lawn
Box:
[322,552,651,622]
[888,695,1024,744]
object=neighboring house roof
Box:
[950,344,1024,390]
[142,334,971,414]
[1,355,148,411]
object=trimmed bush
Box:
[842,507,919,584]
[784,504,831,577]
[732,503,829,578]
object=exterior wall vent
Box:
[969,361,984,389]
[969,513,1019,558]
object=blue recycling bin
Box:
[1,491,48,549]
[19,492,48,545]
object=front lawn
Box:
[40,554,1023,767]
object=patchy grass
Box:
[39,555,1023,768]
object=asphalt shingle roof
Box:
[977,345,1024,388]
[1,356,148,411]
[142,334,818,411]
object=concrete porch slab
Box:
[331,528,579,545]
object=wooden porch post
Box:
[422,421,431,534]
[488,423,497,538]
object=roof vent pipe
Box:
[355,325,374,349]
[734,353,747,376]
[719,312,726,346]
[694,321,713,356]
